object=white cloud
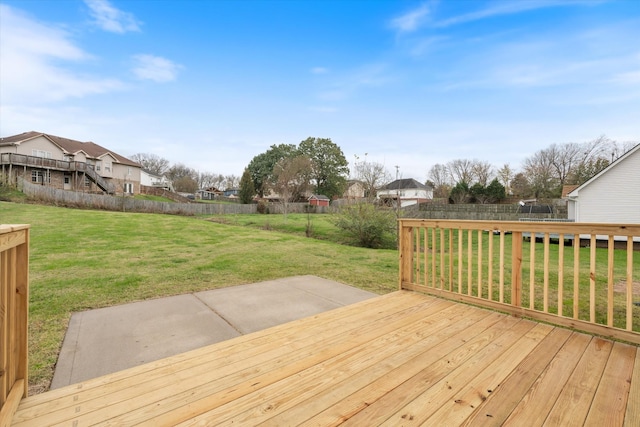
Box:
[434,1,589,29]
[131,54,182,82]
[84,0,141,33]
[390,3,431,33]
[0,5,124,104]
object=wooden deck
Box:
[10,291,640,426]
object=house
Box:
[343,180,365,199]
[223,188,240,197]
[140,170,173,192]
[377,178,433,208]
[567,143,639,224]
[308,194,330,207]
[195,187,222,200]
[0,131,142,195]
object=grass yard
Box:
[0,202,399,394]
[133,194,175,202]
[413,228,640,331]
[206,213,348,243]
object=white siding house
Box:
[377,178,433,208]
[140,170,172,190]
[567,143,640,224]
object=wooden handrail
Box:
[0,225,30,426]
[399,219,640,344]
[0,153,115,194]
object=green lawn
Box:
[413,228,640,331]
[0,202,398,393]
[133,194,175,202]
[206,213,349,243]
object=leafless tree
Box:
[173,176,198,193]
[472,160,493,186]
[522,136,616,196]
[522,148,558,198]
[166,163,198,184]
[447,159,475,184]
[224,174,240,189]
[270,155,313,219]
[612,140,639,158]
[131,153,170,176]
[427,163,451,198]
[496,164,514,195]
[353,156,391,200]
[197,172,219,190]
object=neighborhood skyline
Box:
[1,0,639,181]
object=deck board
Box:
[12,291,640,426]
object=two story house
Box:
[0,131,142,195]
[377,178,433,208]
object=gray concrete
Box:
[51,275,376,389]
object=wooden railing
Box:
[0,153,115,194]
[0,225,29,426]
[399,219,640,344]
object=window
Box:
[127,167,132,176]
[96,165,101,171]
[85,177,91,187]
[31,170,50,183]
[123,183,133,194]
[32,150,52,159]
[64,176,71,184]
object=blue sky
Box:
[1,0,639,181]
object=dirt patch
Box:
[614,281,640,296]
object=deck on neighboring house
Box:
[9,290,640,426]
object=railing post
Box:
[0,224,30,424]
[398,221,414,290]
[511,231,523,307]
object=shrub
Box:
[256,200,270,214]
[333,203,396,249]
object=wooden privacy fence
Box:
[0,225,29,426]
[399,219,640,344]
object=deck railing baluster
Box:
[398,219,640,344]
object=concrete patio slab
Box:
[51,276,376,389]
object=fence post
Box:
[0,225,30,424]
[511,231,523,307]
[398,221,414,290]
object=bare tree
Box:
[522,149,558,198]
[472,160,493,186]
[166,163,198,185]
[428,163,452,198]
[224,174,240,189]
[197,172,218,190]
[131,153,170,175]
[612,140,639,158]
[354,156,391,200]
[522,136,616,195]
[496,164,514,195]
[270,156,313,219]
[447,159,475,184]
[565,135,616,184]
[173,176,198,193]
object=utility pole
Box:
[395,165,400,213]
